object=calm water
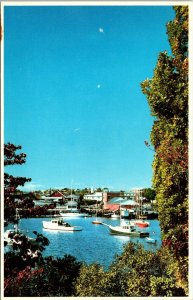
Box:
[6,217,162,269]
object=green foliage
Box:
[141,5,188,292]
[75,263,110,296]
[75,242,186,297]
[141,5,188,242]
[143,188,156,201]
[5,243,187,297]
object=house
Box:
[50,191,65,201]
[65,194,80,201]
[83,192,103,202]
[37,191,65,206]
[64,194,80,209]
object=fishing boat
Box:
[106,197,149,237]
[107,220,149,237]
[42,218,82,231]
[145,237,157,244]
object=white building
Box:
[83,192,103,202]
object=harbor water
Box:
[5,217,162,269]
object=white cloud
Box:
[74,128,80,132]
[99,28,104,33]
[97,84,101,89]
[53,187,65,190]
[19,182,44,192]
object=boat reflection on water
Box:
[112,234,131,242]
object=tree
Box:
[141,6,188,292]
[4,143,32,221]
[75,243,185,297]
[4,143,83,297]
[143,188,156,201]
[4,254,82,297]
[4,143,49,295]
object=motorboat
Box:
[107,220,149,237]
[145,237,157,244]
[60,209,88,218]
[130,220,150,228]
[42,218,82,231]
[111,213,120,219]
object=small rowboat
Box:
[92,220,102,225]
[146,237,157,244]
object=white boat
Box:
[108,220,149,237]
[107,197,149,238]
[109,220,136,235]
[111,213,120,219]
[42,219,82,231]
[60,209,88,218]
[145,237,157,244]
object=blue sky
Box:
[4,5,174,192]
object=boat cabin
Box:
[50,219,70,226]
[121,224,136,232]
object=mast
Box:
[119,198,122,224]
[14,208,20,233]
[70,180,72,212]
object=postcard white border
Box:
[1,1,192,299]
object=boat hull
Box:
[109,225,149,237]
[136,223,149,228]
[130,220,150,228]
[92,220,102,224]
[60,213,87,218]
[111,215,120,219]
[42,221,82,231]
[146,237,157,244]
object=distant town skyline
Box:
[4,4,175,192]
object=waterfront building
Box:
[65,194,80,201]
[103,191,123,210]
[106,197,139,213]
[83,192,103,202]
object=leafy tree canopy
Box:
[141,5,188,292]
